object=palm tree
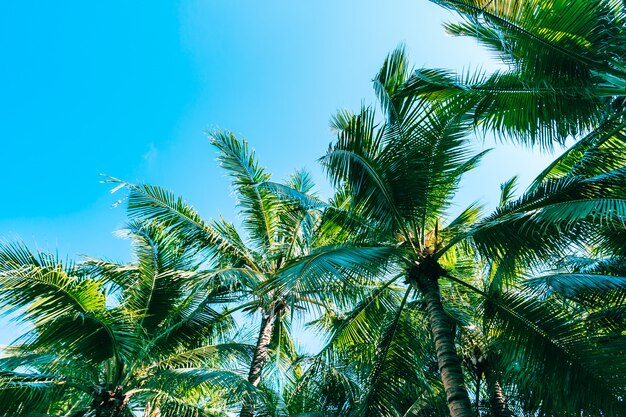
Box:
[464,225,626,417]
[108,133,387,417]
[459,254,626,416]
[405,0,626,150]
[285,164,626,417]
[281,46,626,417]
[0,221,249,417]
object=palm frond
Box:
[106,178,260,269]
[152,368,252,403]
[419,0,626,145]
[483,290,626,415]
[0,372,68,416]
[403,67,604,147]
[526,272,626,302]
[528,111,626,188]
[431,0,626,75]
[147,290,237,356]
[464,169,626,277]
[373,44,413,124]
[323,106,399,233]
[210,130,279,255]
[266,245,401,300]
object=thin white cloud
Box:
[143,143,158,163]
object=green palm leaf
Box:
[483,290,626,415]
[210,130,279,256]
[107,178,260,269]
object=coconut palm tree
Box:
[465,229,626,417]
[270,46,626,417]
[0,221,249,417]
[284,162,626,417]
[460,253,626,416]
[405,0,626,150]
[108,133,389,417]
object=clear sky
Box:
[0,1,559,343]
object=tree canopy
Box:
[1,1,626,416]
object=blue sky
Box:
[0,1,559,343]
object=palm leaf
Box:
[266,245,401,300]
[483,290,626,415]
[210,130,279,256]
[106,178,260,269]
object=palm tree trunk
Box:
[240,309,276,417]
[412,265,472,417]
[485,371,514,417]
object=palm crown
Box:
[301,46,626,417]
[405,0,626,149]
[0,221,249,417]
[110,131,379,417]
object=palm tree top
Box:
[399,0,626,147]
[0,221,251,416]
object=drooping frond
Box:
[528,111,626,188]
[150,368,253,405]
[403,67,605,147]
[146,289,237,357]
[259,181,327,211]
[527,272,626,301]
[483,289,626,415]
[267,245,401,301]
[81,257,139,299]
[558,254,626,275]
[0,244,105,320]
[410,0,626,145]
[107,178,260,269]
[465,168,626,277]
[0,372,69,416]
[429,0,626,80]
[0,243,141,364]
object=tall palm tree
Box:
[406,0,626,149]
[109,133,386,417]
[285,163,626,417]
[0,221,249,417]
[278,46,626,417]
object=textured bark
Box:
[486,371,514,417]
[411,262,473,417]
[239,310,276,417]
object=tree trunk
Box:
[412,263,473,417]
[485,371,514,417]
[239,309,276,417]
